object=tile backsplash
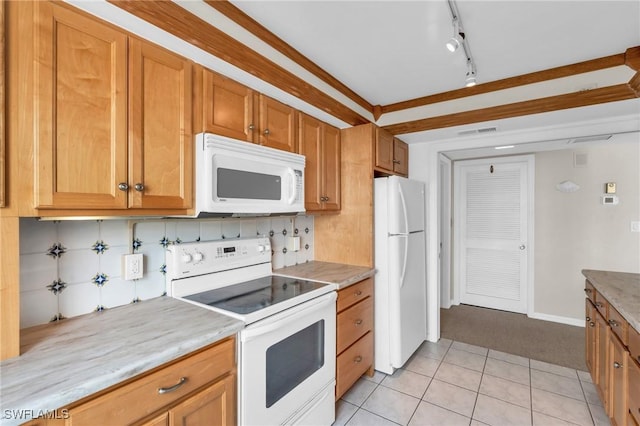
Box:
[19,215,314,329]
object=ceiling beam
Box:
[378,53,628,115]
[381,84,638,135]
[107,0,370,127]
[204,0,374,115]
[625,46,640,71]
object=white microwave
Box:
[195,133,305,217]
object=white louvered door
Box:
[454,156,533,314]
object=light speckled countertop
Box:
[274,261,375,290]
[0,297,243,426]
[582,269,640,331]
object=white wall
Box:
[534,137,640,321]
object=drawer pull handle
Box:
[584,288,592,294]
[613,361,621,369]
[608,319,619,327]
[354,319,363,326]
[354,356,363,364]
[355,290,363,296]
[595,302,604,308]
[158,377,187,394]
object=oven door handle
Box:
[241,292,336,342]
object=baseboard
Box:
[528,312,585,327]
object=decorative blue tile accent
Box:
[47,279,66,295]
[160,264,167,275]
[160,237,170,248]
[47,243,66,259]
[92,240,109,254]
[175,238,182,244]
[95,305,106,312]
[92,273,108,287]
[131,297,140,304]
[132,238,142,251]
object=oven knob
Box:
[193,252,204,262]
[181,253,193,263]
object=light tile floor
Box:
[334,339,610,426]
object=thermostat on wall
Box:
[602,195,619,205]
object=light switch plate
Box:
[123,254,144,280]
[631,221,640,233]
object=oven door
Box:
[239,291,336,426]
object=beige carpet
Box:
[440,304,587,371]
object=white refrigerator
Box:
[374,176,427,375]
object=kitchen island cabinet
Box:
[583,269,640,426]
[0,297,242,426]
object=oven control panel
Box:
[166,237,271,278]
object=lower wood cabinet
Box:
[63,337,236,426]
[335,278,374,400]
[585,279,638,426]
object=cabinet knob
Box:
[608,319,619,327]
[118,182,129,191]
[248,124,255,131]
[134,183,144,192]
[158,377,187,394]
[263,128,270,136]
[590,322,595,327]
[354,356,363,364]
[354,319,363,326]
[584,288,592,294]
[613,361,621,369]
[595,302,604,308]
[586,316,591,322]
[393,160,401,164]
[355,290,363,297]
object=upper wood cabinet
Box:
[34,3,192,211]
[199,68,297,153]
[298,113,340,212]
[374,127,408,177]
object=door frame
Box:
[438,155,453,309]
[452,154,535,316]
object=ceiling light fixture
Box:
[446,0,478,88]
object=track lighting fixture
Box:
[446,0,478,88]
[446,19,464,53]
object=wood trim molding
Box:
[382,84,637,135]
[625,46,640,71]
[629,72,640,97]
[107,0,370,126]
[380,53,627,115]
[1,0,5,208]
[204,0,373,115]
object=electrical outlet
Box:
[123,254,144,280]
[631,221,640,233]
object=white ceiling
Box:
[229,0,640,106]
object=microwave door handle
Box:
[286,169,297,205]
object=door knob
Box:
[519,244,526,250]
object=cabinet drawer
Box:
[67,338,235,425]
[630,326,640,366]
[337,278,373,313]
[337,297,373,354]
[629,356,640,425]
[593,290,608,319]
[336,331,373,400]
[608,305,629,346]
[584,280,596,303]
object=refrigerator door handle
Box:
[399,234,409,288]
[398,184,409,234]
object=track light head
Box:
[465,61,477,87]
[446,34,463,52]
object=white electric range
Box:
[166,237,336,426]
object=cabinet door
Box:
[202,70,256,142]
[35,2,127,209]
[298,113,323,211]
[595,309,610,411]
[169,374,236,426]
[322,124,341,211]
[586,299,596,375]
[393,138,408,176]
[141,413,169,426]
[259,95,297,153]
[375,127,394,171]
[129,39,193,209]
[609,333,628,426]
